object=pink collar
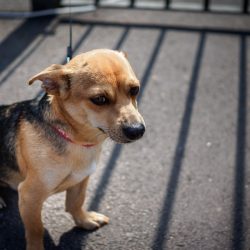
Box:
[53,126,96,148]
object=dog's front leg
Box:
[18,178,47,250]
[65,176,109,230]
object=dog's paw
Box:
[75,211,109,230]
[0,196,6,209]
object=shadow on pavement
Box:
[61,18,250,36]
[152,31,206,250]
[0,187,55,250]
[57,227,93,250]
[231,34,247,250]
[0,187,98,250]
[0,17,55,84]
[0,187,25,250]
[0,16,248,250]
[74,20,248,249]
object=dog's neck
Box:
[39,94,107,146]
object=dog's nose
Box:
[122,123,145,141]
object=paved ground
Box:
[0,6,250,250]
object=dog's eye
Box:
[90,96,109,106]
[129,86,140,96]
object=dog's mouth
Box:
[109,135,133,144]
[97,125,145,144]
[97,127,129,143]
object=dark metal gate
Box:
[94,0,249,14]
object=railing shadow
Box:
[151,31,206,250]
[0,17,55,86]
[231,34,247,250]
[60,18,250,36]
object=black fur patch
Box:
[0,94,67,181]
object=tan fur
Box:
[6,49,145,250]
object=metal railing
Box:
[1,0,248,18]
[94,0,249,14]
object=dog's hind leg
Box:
[0,180,7,209]
[0,196,6,209]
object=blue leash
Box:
[66,0,73,63]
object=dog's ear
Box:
[28,64,70,97]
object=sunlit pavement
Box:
[0,6,250,250]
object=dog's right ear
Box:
[28,64,70,97]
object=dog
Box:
[0,49,145,250]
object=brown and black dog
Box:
[0,49,145,250]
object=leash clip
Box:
[66,45,72,63]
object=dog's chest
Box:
[48,145,100,193]
[69,159,96,183]
[66,146,97,180]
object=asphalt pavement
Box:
[0,6,250,250]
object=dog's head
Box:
[28,49,145,144]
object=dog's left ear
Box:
[28,64,70,98]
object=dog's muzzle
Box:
[122,123,145,141]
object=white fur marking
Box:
[70,160,97,183]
